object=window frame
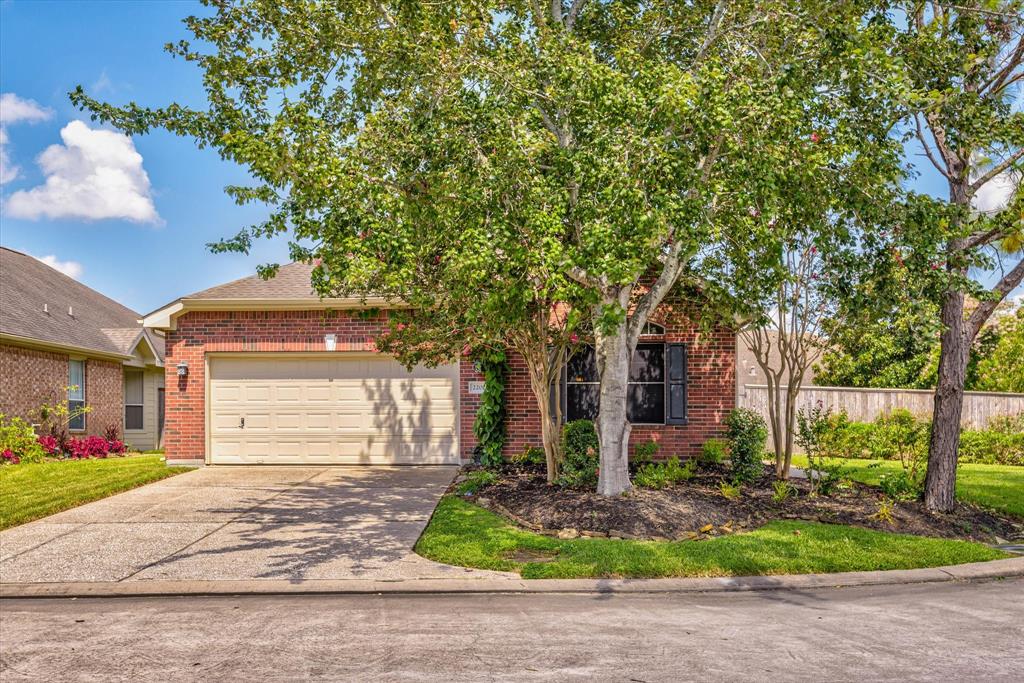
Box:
[124,369,145,431]
[560,343,682,426]
[68,359,86,432]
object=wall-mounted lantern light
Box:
[324,334,337,351]
[176,360,189,376]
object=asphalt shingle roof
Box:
[0,247,153,358]
[183,261,319,300]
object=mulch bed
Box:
[458,464,1022,544]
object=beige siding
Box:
[208,355,459,465]
[123,367,164,451]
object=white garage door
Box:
[208,355,459,465]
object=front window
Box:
[564,344,667,424]
[125,370,144,430]
[68,360,85,431]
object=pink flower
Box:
[810,132,821,143]
[462,344,472,356]
[570,333,579,343]
[396,323,407,331]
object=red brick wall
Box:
[0,343,124,437]
[165,308,735,463]
[84,359,123,437]
[460,322,736,461]
[0,344,68,425]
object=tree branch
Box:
[967,256,1024,338]
[627,238,695,348]
[969,148,1024,195]
[694,0,729,64]
[915,114,953,180]
[565,0,586,30]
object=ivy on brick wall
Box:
[473,350,508,468]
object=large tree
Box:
[889,1,1023,512]
[74,0,901,495]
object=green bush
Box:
[472,351,508,468]
[557,420,599,488]
[0,414,46,464]
[456,469,499,495]
[724,408,767,484]
[633,440,659,463]
[812,409,1022,466]
[512,445,546,468]
[634,457,696,489]
[699,438,729,465]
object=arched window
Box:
[640,321,665,336]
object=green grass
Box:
[0,455,190,530]
[792,457,1024,518]
[415,496,1008,579]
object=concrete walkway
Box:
[0,466,511,585]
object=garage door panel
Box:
[209,356,459,465]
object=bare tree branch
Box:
[969,148,1024,194]
[915,114,953,180]
[967,256,1024,337]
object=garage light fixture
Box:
[324,334,337,351]
[176,360,189,376]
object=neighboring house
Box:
[144,262,736,466]
[0,247,165,450]
[735,330,817,392]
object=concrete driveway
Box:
[0,466,505,585]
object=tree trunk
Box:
[925,288,970,512]
[594,317,633,496]
[521,343,564,484]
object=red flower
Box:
[810,132,821,143]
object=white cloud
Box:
[33,253,84,280]
[3,120,160,223]
[972,168,1018,213]
[0,93,53,185]
[0,93,52,125]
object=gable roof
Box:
[0,247,160,360]
[184,261,319,300]
[142,260,396,331]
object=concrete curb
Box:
[2,557,1022,599]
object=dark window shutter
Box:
[666,343,688,425]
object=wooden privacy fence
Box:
[739,384,1024,430]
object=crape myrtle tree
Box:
[74,0,900,495]
[886,1,1023,512]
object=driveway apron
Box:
[0,466,505,584]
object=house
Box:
[143,262,736,466]
[0,247,165,450]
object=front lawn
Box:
[0,455,190,530]
[416,496,1007,579]
[792,457,1024,519]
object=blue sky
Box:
[0,0,288,314]
[0,1,1014,315]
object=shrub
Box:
[634,457,696,489]
[874,466,923,502]
[796,404,849,496]
[699,438,729,466]
[557,420,599,488]
[457,469,499,495]
[512,446,546,468]
[472,351,508,468]
[806,409,1022,466]
[719,480,742,500]
[633,440,659,463]
[724,408,767,485]
[0,413,46,464]
[772,480,795,503]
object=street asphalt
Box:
[1,577,1021,681]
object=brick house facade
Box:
[163,307,735,463]
[0,343,125,438]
